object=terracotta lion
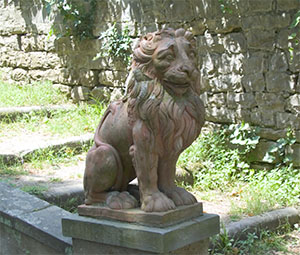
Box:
[84,28,205,212]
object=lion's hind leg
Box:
[84,143,138,209]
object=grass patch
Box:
[21,185,48,197]
[60,197,79,213]
[210,223,299,255]
[24,144,91,170]
[177,127,300,218]
[0,102,106,138]
[0,80,68,107]
[0,158,28,176]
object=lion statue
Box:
[84,28,205,212]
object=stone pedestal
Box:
[62,203,219,255]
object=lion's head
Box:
[131,28,201,96]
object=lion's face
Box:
[133,28,201,96]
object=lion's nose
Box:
[179,63,193,76]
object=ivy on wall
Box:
[289,10,300,60]
[45,0,97,40]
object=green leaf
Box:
[290,10,300,28]
[263,153,276,163]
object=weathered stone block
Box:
[255,93,285,112]
[47,53,61,68]
[242,73,265,92]
[29,69,60,83]
[286,94,300,114]
[59,68,80,85]
[209,74,242,92]
[242,14,290,31]
[250,108,262,126]
[248,0,273,12]
[11,68,27,81]
[277,29,289,49]
[98,70,126,87]
[246,29,275,51]
[242,52,267,75]
[62,212,219,254]
[259,128,287,141]
[201,52,220,75]
[78,203,203,227]
[53,84,72,96]
[54,37,75,54]
[71,86,91,102]
[28,52,48,69]
[208,93,226,107]
[227,92,256,109]
[189,18,206,36]
[289,50,300,72]
[80,68,98,87]
[22,34,46,52]
[275,112,300,129]
[139,0,166,23]
[289,143,300,167]
[14,51,30,68]
[219,53,243,74]
[235,108,251,123]
[0,35,19,50]
[198,34,225,53]
[206,107,236,123]
[0,182,72,254]
[0,6,26,35]
[277,0,300,11]
[261,111,275,128]
[223,33,247,53]
[163,0,196,22]
[266,72,294,93]
[270,51,288,71]
[248,140,279,163]
[90,86,111,102]
[206,16,242,34]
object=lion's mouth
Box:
[163,80,190,88]
[162,80,190,95]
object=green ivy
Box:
[228,122,260,155]
[263,128,296,166]
[218,0,233,14]
[94,23,132,67]
[45,0,97,40]
[288,10,300,60]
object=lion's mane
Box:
[126,28,205,154]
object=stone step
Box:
[0,133,93,165]
[0,104,76,121]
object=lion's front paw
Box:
[141,191,176,212]
[163,187,197,206]
[106,191,138,210]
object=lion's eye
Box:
[165,54,175,61]
[157,50,174,61]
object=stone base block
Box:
[77,203,203,227]
[62,212,219,254]
[72,236,210,255]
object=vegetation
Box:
[94,23,132,67]
[178,123,300,218]
[263,128,297,166]
[289,10,300,60]
[0,80,68,107]
[45,0,97,40]
[210,223,300,255]
[0,101,106,138]
[21,185,48,197]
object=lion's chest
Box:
[158,98,200,154]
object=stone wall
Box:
[0,0,300,166]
